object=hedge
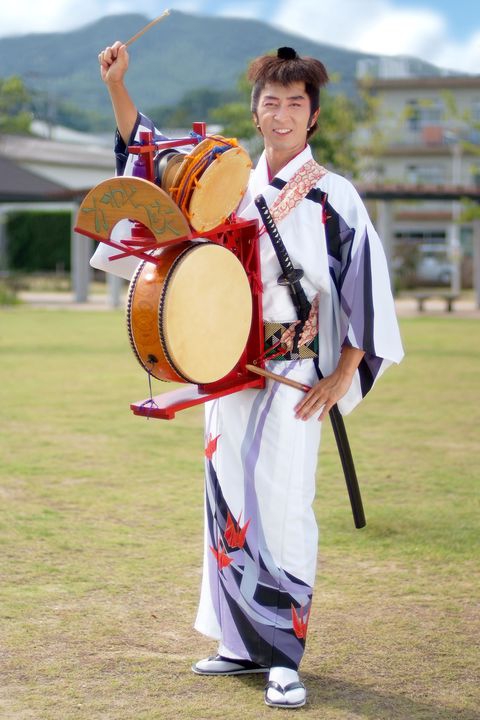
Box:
[6,210,71,272]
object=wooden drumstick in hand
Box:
[125,10,170,47]
[246,364,311,393]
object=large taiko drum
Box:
[126,241,253,384]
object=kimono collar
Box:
[255,145,314,189]
[238,145,316,221]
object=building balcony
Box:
[364,125,480,155]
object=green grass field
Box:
[0,308,479,720]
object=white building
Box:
[0,126,115,191]
[357,65,480,289]
[0,125,117,301]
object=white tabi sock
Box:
[267,666,304,705]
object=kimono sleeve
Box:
[90,112,169,280]
[325,177,404,412]
[114,111,169,176]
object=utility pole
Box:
[449,139,462,294]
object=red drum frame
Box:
[74,125,264,419]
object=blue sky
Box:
[1,0,479,73]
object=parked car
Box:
[415,244,453,285]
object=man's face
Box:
[254,81,318,158]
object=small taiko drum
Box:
[126,241,253,384]
[168,136,252,233]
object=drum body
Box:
[127,241,253,384]
[169,137,252,233]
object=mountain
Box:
[0,10,452,129]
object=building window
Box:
[406,100,421,131]
[363,164,385,183]
[406,164,443,184]
[421,99,443,125]
[405,98,443,131]
[395,230,446,242]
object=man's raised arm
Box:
[98,41,138,146]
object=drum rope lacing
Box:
[171,136,240,217]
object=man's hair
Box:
[247,47,329,139]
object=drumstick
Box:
[125,10,170,47]
[246,364,311,393]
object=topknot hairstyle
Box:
[277,46,298,61]
[247,47,329,139]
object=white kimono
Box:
[196,146,403,669]
[91,115,404,670]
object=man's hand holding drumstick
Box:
[98,41,137,145]
[247,345,365,423]
[294,345,364,421]
[98,41,129,85]
[98,12,170,144]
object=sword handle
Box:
[254,194,311,322]
[254,195,296,278]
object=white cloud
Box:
[273,0,480,74]
[1,1,158,36]
[437,30,480,74]
[1,1,73,35]
[215,1,265,20]
[1,0,479,75]
[353,7,444,57]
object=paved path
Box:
[16,291,480,318]
[394,295,480,318]
[17,291,121,311]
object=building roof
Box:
[0,133,113,170]
[369,143,479,158]
[358,75,480,91]
[0,154,74,201]
[358,182,480,201]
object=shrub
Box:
[6,211,71,272]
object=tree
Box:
[54,100,112,133]
[147,87,238,129]
[310,90,358,176]
[0,76,32,134]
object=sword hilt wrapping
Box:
[255,195,296,278]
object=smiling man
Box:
[249,49,323,176]
[95,44,404,710]
[254,82,317,173]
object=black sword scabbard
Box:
[254,194,366,529]
[330,406,366,529]
[314,359,366,529]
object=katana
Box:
[255,195,310,350]
[254,194,366,529]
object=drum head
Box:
[170,137,252,232]
[188,146,252,232]
[170,137,218,200]
[160,243,252,384]
[159,152,184,193]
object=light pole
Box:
[448,137,462,294]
